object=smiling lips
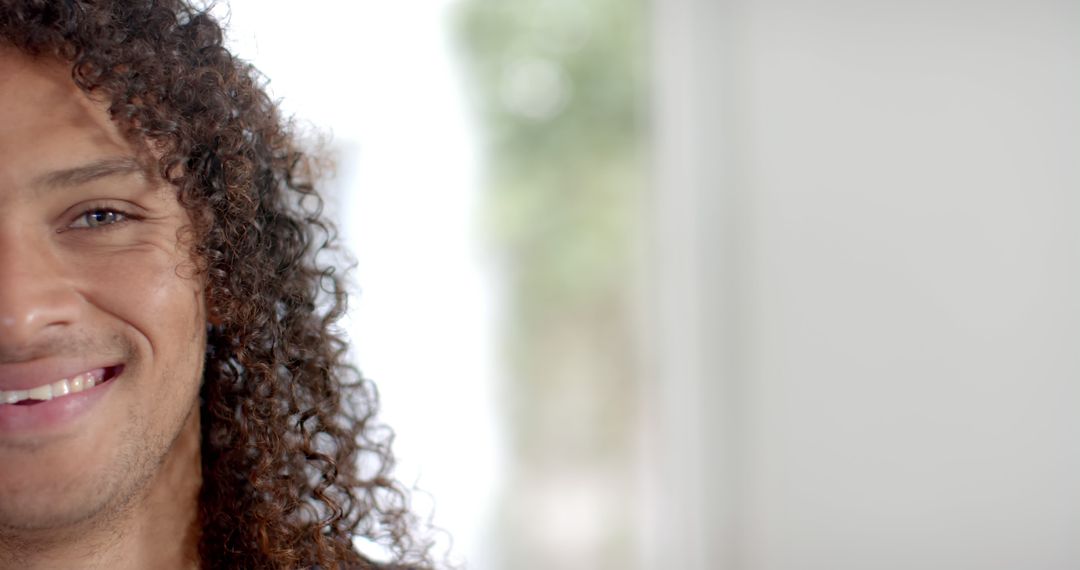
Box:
[0,367,113,405]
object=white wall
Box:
[650,1,1080,569]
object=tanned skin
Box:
[0,49,205,569]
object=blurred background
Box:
[219,1,1080,569]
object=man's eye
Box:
[70,209,129,229]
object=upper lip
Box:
[0,357,121,391]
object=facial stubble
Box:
[0,332,205,554]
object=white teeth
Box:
[26,385,52,401]
[0,369,106,405]
[51,379,71,397]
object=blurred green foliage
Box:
[454,0,644,309]
[453,0,647,567]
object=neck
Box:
[0,408,203,570]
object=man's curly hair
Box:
[0,1,433,568]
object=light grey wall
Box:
[648,2,1080,569]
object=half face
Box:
[0,48,207,531]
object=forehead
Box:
[0,48,134,192]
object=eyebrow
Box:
[32,157,146,190]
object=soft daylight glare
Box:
[217,1,1080,568]
[219,1,500,567]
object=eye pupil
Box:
[86,210,117,227]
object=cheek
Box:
[70,245,207,364]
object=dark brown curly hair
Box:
[0,1,435,568]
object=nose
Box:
[0,229,81,350]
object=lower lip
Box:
[0,369,120,435]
